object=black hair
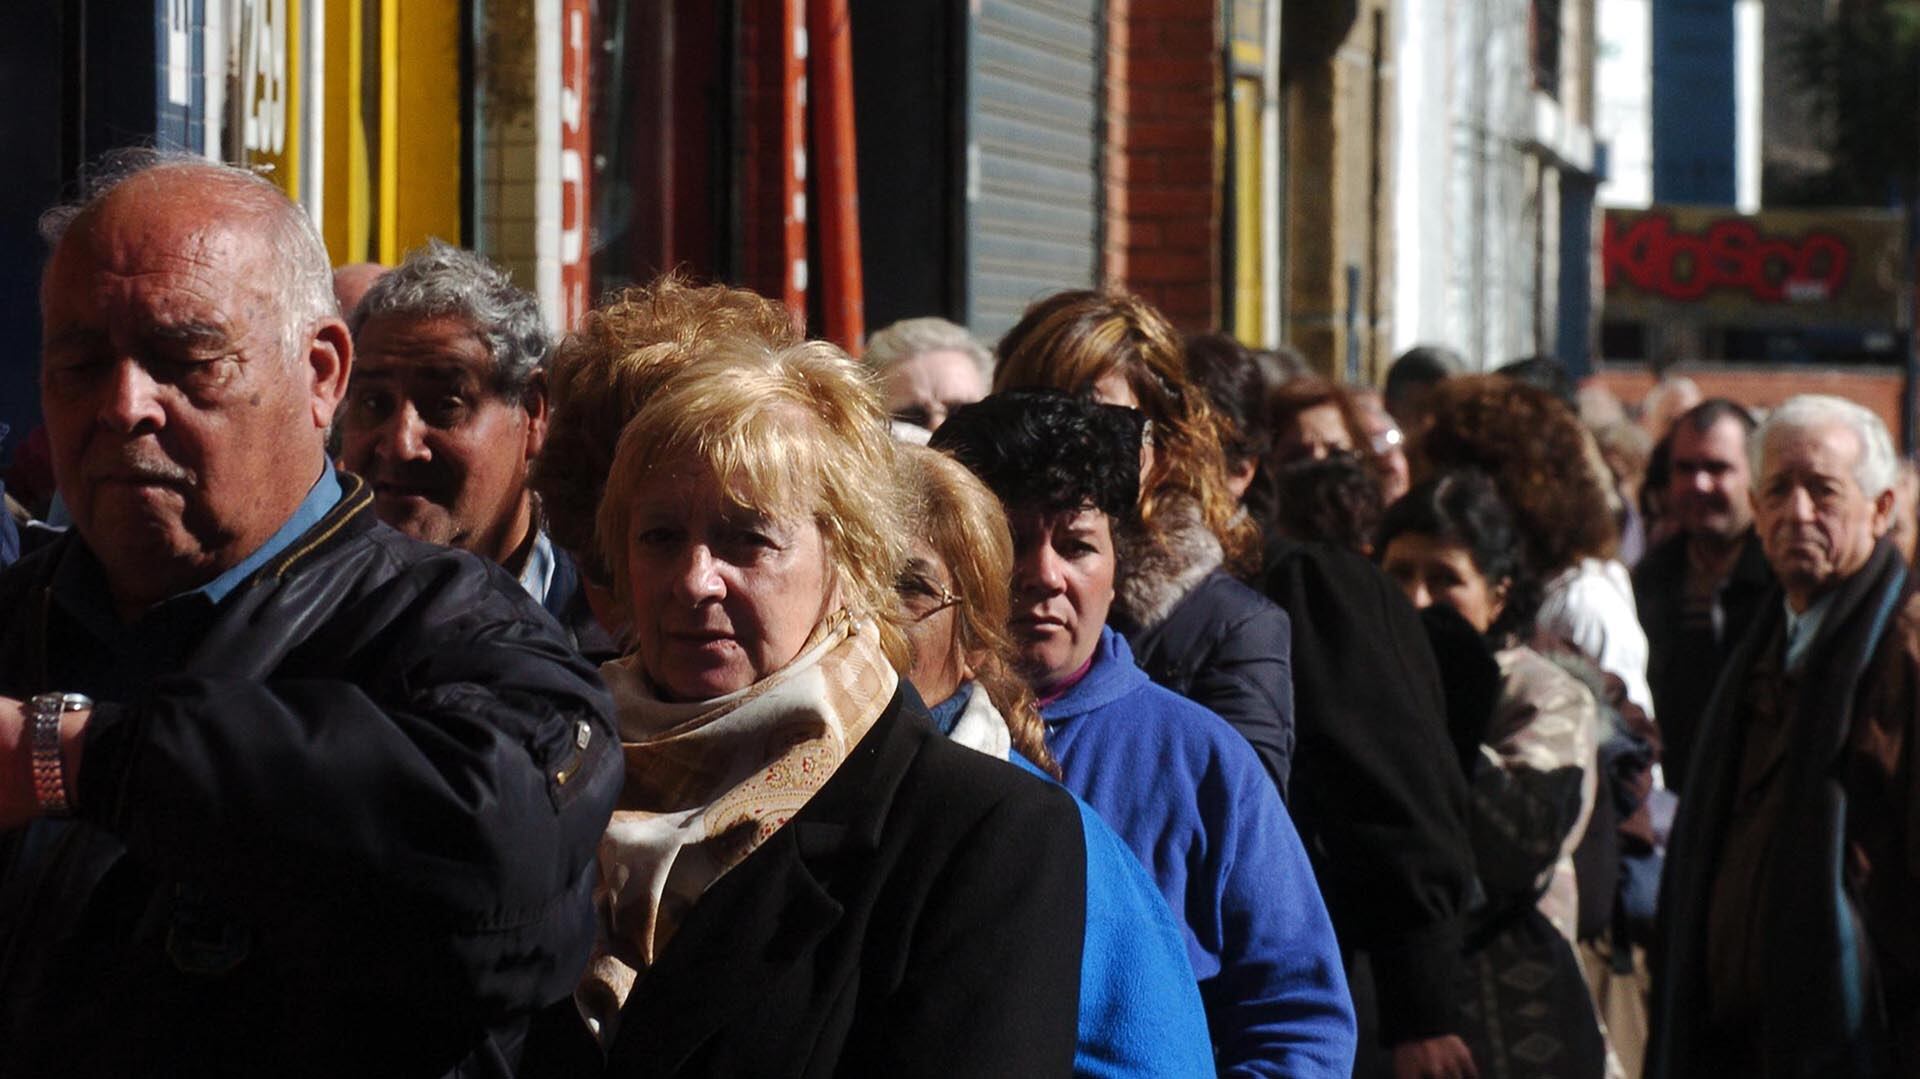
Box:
[1183,332,1272,466]
[1384,345,1462,409]
[1376,469,1541,639]
[1272,452,1383,555]
[1495,355,1577,411]
[1671,396,1757,437]
[931,389,1143,524]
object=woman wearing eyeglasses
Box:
[894,442,1217,1077]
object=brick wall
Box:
[736,0,793,308]
[1589,366,1907,450]
[1104,0,1222,332]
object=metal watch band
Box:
[29,692,88,817]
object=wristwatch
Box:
[28,691,91,817]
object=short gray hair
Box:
[862,316,993,379]
[350,239,550,401]
[1753,393,1898,499]
[40,147,337,338]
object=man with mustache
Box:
[335,241,606,659]
[0,150,621,1077]
[1648,394,1920,1077]
[1633,398,1773,791]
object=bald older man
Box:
[0,151,619,1077]
[1649,395,1920,1077]
[332,259,388,318]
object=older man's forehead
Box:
[1761,422,1866,478]
[51,205,277,297]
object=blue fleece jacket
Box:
[1042,628,1357,1078]
[1009,751,1215,1077]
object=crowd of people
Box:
[0,148,1915,1079]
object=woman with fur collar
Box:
[992,290,1296,794]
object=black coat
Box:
[526,684,1088,1078]
[0,475,623,1078]
[1122,568,1295,794]
[1261,537,1476,1051]
[1631,529,1773,791]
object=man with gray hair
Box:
[335,240,606,657]
[0,152,620,1076]
[862,315,993,435]
[1649,394,1919,1076]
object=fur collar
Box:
[1113,498,1222,633]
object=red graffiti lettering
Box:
[1603,213,1851,306]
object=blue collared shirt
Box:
[1783,590,1836,673]
[47,465,342,698]
[196,465,342,605]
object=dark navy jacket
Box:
[0,473,622,1078]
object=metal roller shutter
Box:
[966,0,1103,343]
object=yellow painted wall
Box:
[322,0,370,262]
[387,0,464,258]
[1231,77,1263,341]
[320,0,462,265]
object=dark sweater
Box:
[1631,529,1773,791]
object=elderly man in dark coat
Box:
[0,150,621,1078]
[1649,394,1920,1077]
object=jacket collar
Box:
[1111,496,1221,634]
[606,685,925,1072]
[1037,626,1150,724]
[260,471,377,581]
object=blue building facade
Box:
[0,2,210,471]
[1651,0,1736,205]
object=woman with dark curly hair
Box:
[1414,375,1654,718]
[933,390,1356,1078]
[1270,453,1386,556]
[994,290,1296,792]
[1377,471,1609,1079]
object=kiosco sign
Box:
[1603,206,1904,330]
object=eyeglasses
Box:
[895,571,961,621]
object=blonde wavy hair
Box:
[895,445,1059,777]
[532,272,800,580]
[595,339,911,674]
[992,289,1258,569]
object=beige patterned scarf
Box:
[576,612,898,1041]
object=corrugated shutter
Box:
[966,0,1102,343]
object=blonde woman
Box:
[531,334,1085,1075]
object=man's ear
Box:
[306,317,353,430]
[523,368,551,459]
[1872,485,1898,537]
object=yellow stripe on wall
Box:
[387,0,463,258]
[322,0,369,262]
